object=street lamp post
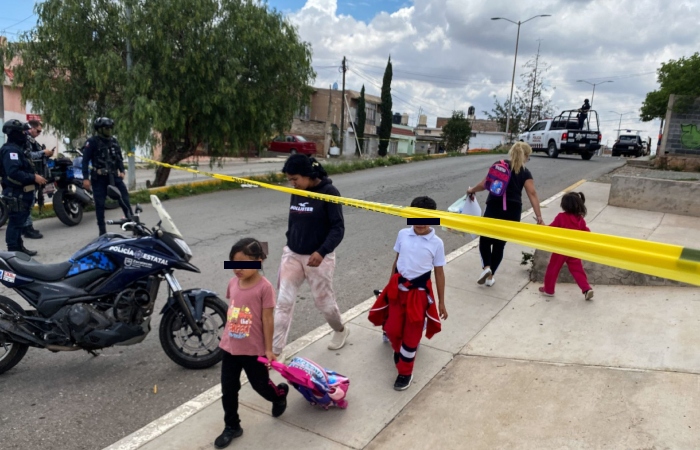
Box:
[576,80,613,108]
[492,14,551,142]
[609,111,634,139]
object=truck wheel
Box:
[581,151,593,161]
[547,141,559,158]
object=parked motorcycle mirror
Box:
[107,186,121,200]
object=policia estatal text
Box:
[82,117,132,236]
[1,120,47,254]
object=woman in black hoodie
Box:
[272,155,349,358]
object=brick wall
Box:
[289,118,327,157]
[662,95,700,156]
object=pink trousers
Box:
[273,247,343,355]
[543,253,592,294]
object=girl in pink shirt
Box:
[215,238,288,449]
[539,192,594,301]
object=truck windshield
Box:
[294,136,307,142]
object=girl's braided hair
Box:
[229,238,267,261]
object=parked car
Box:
[267,135,317,156]
[518,110,602,160]
[612,134,646,157]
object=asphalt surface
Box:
[0,153,624,450]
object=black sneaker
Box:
[23,227,43,239]
[214,426,243,449]
[20,246,38,257]
[393,374,413,391]
[271,383,289,418]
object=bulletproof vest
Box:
[92,137,120,173]
[1,142,32,184]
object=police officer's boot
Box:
[19,239,38,257]
[22,225,43,239]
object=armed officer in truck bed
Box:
[1,119,47,255]
[81,117,132,236]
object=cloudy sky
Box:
[3,0,699,147]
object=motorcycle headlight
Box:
[174,238,192,259]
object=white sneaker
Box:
[485,277,496,287]
[477,268,492,285]
[585,290,594,301]
[328,326,350,350]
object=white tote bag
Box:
[442,195,481,239]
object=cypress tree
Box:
[378,57,393,157]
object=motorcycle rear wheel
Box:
[53,189,84,226]
[159,296,227,369]
[0,297,30,375]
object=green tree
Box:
[355,85,366,156]
[8,0,315,186]
[441,110,471,152]
[378,57,393,157]
[483,95,527,135]
[641,52,700,122]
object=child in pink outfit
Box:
[539,192,594,301]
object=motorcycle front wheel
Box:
[105,197,120,210]
[159,296,227,369]
[53,189,84,226]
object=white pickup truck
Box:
[518,110,602,160]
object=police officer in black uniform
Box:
[1,119,46,255]
[577,99,591,130]
[82,117,132,236]
[22,120,53,240]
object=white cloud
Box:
[287,0,700,146]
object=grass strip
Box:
[33,152,473,220]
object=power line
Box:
[2,13,35,30]
[350,66,455,116]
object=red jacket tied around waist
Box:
[368,272,442,339]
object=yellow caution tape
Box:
[134,155,700,286]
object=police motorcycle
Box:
[47,137,118,226]
[0,187,227,374]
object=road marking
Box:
[102,179,588,450]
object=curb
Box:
[102,178,588,450]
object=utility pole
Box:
[339,57,347,155]
[526,39,542,129]
[325,84,333,156]
[125,3,136,190]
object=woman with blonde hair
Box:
[466,142,544,286]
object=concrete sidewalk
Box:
[106,181,700,450]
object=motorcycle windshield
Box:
[150,195,184,239]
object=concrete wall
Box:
[470,132,506,150]
[608,175,700,217]
[661,95,700,156]
[529,249,688,287]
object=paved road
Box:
[0,154,624,450]
[132,157,286,189]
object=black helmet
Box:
[93,117,115,130]
[3,119,25,135]
[584,99,590,103]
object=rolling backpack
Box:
[483,160,511,210]
[258,356,350,409]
